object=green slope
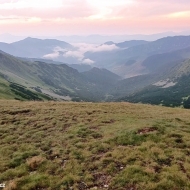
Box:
[122,59,190,108]
[0,51,120,101]
[0,73,51,100]
[0,52,84,100]
[0,73,15,99]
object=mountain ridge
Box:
[0,50,120,101]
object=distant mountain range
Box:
[1,36,190,78]
[0,37,73,58]
[104,40,149,48]
[1,31,190,43]
[87,36,190,77]
[0,35,190,107]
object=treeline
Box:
[10,83,51,101]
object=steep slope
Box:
[110,74,159,99]
[109,45,190,99]
[0,51,121,101]
[110,47,190,99]
[67,64,92,72]
[0,73,51,101]
[82,67,121,100]
[19,57,65,65]
[121,59,190,108]
[141,46,190,73]
[0,51,86,100]
[82,67,121,86]
[0,73,18,99]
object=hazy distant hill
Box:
[104,40,148,48]
[116,40,149,48]
[118,36,190,58]
[55,31,189,43]
[0,37,73,58]
[87,36,190,77]
[141,46,190,73]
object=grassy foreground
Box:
[1,101,190,190]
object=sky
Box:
[0,0,190,36]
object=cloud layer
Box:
[43,43,119,65]
[0,0,190,35]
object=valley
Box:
[1,36,190,107]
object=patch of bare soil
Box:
[92,173,111,188]
[137,127,157,134]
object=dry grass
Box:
[26,156,45,171]
[0,100,190,189]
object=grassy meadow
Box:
[0,100,190,189]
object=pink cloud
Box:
[0,0,96,19]
[0,0,190,35]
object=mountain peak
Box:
[104,41,115,45]
[22,37,41,41]
[25,37,34,40]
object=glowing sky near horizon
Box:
[0,0,190,35]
